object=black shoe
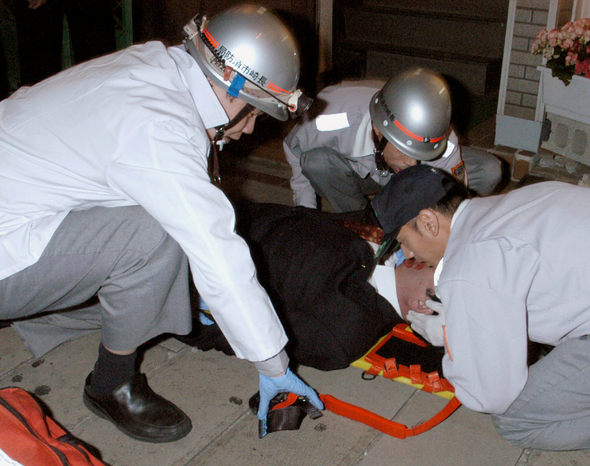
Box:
[83,372,192,443]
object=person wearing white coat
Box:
[371,165,590,450]
[0,5,323,443]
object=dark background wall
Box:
[0,0,319,99]
[133,0,508,132]
[2,0,508,133]
[133,0,508,133]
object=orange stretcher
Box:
[319,323,461,439]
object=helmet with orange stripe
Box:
[370,68,451,161]
[183,4,311,121]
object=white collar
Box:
[371,264,402,319]
[440,138,456,159]
[169,46,228,129]
[367,242,403,318]
[434,198,470,286]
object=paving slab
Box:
[358,390,523,465]
[516,448,590,465]
[0,331,102,427]
[186,364,417,465]
[73,345,261,465]
[0,332,180,428]
[0,326,31,376]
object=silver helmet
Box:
[183,4,311,121]
[369,68,451,161]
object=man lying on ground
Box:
[179,200,438,371]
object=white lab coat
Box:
[0,42,287,362]
[438,182,590,413]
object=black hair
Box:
[429,177,471,218]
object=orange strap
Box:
[319,393,461,439]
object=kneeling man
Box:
[371,165,590,451]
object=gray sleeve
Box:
[283,136,318,208]
[253,348,289,377]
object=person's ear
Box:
[371,122,382,138]
[416,209,439,238]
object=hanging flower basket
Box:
[532,18,590,86]
[538,66,590,125]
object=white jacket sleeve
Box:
[439,241,535,414]
[107,120,288,362]
[283,139,318,209]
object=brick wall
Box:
[504,0,548,121]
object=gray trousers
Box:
[492,335,590,450]
[461,146,503,196]
[0,206,191,357]
[300,146,502,212]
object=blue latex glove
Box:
[198,311,214,326]
[198,296,215,326]
[393,248,406,266]
[257,368,324,437]
[198,296,210,311]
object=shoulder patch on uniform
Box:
[452,160,466,182]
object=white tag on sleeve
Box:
[315,113,350,132]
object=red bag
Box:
[0,387,105,465]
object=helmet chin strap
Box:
[373,133,392,175]
[208,103,255,184]
[373,132,422,177]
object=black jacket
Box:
[233,202,401,370]
[182,201,401,370]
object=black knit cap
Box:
[371,165,459,237]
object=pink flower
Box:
[566,51,578,65]
[574,58,590,76]
[532,18,590,84]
